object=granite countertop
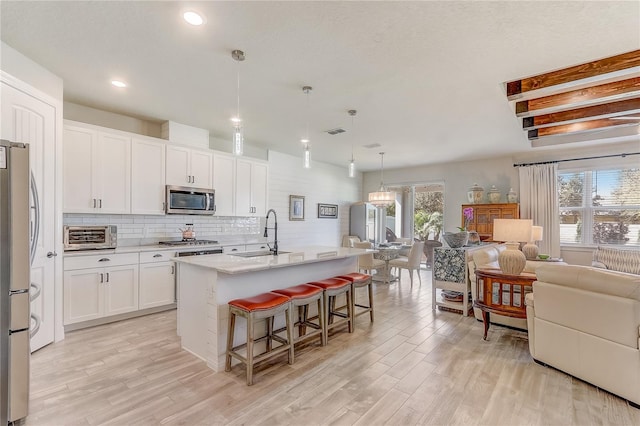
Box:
[63,239,268,257]
[172,246,369,274]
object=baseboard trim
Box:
[64,304,176,332]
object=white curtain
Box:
[518,163,561,258]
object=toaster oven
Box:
[63,225,117,251]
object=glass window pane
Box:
[592,210,640,246]
[593,169,640,207]
[558,172,584,207]
[559,210,582,244]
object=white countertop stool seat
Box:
[337,272,375,327]
[272,284,326,349]
[225,292,294,386]
[308,278,353,344]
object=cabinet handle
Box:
[162,202,166,211]
[98,258,110,262]
[192,175,195,183]
[99,199,102,208]
[171,266,175,275]
[106,272,110,283]
[153,254,162,258]
[93,198,97,208]
[231,248,238,252]
[99,273,104,283]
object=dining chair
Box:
[389,240,425,286]
[354,241,386,274]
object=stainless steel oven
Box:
[63,225,117,251]
[166,185,215,215]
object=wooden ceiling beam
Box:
[506,50,640,100]
[527,118,638,140]
[515,77,640,117]
[522,98,640,130]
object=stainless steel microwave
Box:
[64,225,117,251]
[166,185,215,215]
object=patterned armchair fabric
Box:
[592,246,640,275]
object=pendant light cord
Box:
[380,152,385,189]
[236,63,241,120]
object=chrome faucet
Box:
[264,209,278,255]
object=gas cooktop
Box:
[158,239,219,247]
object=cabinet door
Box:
[139,262,175,309]
[63,268,103,324]
[132,138,166,214]
[235,159,252,215]
[63,125,98,212]
[97,132,131,213]
[250,161,268,216]
[190,148,213,188]
[212,153,235,216]
[104,265,139,316]
[166,145,191,186]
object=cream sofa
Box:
[526,264,640,406]
[468,244,561,329]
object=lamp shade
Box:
[531,225,543,241]
[492,219,533,243]
[368,189,395,206]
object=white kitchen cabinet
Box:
[166,145,213,188]
[212,152,235,216]
[131,137,166,215]
[223,244,246,254]
[63,122,131,213]
[63,253,139,325]
[139,251,176,309]
[235,158,268,216]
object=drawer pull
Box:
[100,273,104,283]
[98,258,111,262]
[153,254,163,258]
[106,273,109,283]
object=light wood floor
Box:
[26,269,640,425]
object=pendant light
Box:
[301,85,312,169]
[231,49,245,156]
[348,109,356,178]
[368,152,396,206]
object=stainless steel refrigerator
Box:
[349,202,380,245]
[0,140,30,424]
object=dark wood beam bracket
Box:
[527,118,637,140]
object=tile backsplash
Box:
[64,214,262,246]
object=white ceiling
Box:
[2,1,639,171]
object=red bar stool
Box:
[272,283,326,348]
[308,277,353,343]
[337,272,374,327]
[225,292,294,386]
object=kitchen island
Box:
[173,246,368,371]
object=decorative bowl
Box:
[538,254,550,260]
[443,231,469,248]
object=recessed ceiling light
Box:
[111,80,127,88]
[183,11,205,26]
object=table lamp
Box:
[522,225,543,260]
[492,219,533,275]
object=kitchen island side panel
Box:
[177,256,357,371]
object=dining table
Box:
[372,244,409,283]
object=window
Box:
[558,168,640,246]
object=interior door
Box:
[1,80,56,352]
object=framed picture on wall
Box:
[317,203,338,219]
[289,195,305,220]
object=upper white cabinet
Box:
[131,137,166,215]
[235,158,268,216]
[212,152,236,216]
[166,145,213,188]
[63,122,131,214]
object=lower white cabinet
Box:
[63,253,139,325]
[139,251,176,309]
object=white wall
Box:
[268,151,362,249]
[0,41,63,100]
[364,156,519,233]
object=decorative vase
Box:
[507,188,518,203]
[487,185,500,203]
[467,183,484,204]
[467,231,481,245]
[443,231,469,248]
